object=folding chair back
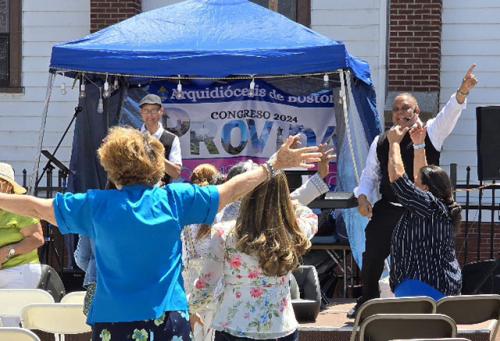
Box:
[391,337,471,341]
[0,327,41,340]
[60,291,86,304]
[359,313,457,341]
[436,294,500,341]
[350,297,436,341]
[0,289,55,326]
[21,303,91,338]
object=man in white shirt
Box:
[348,65,478,318]
[139,94,182,184]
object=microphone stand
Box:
[34,106,82,194]
[35,106,80,268]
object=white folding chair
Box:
[0,327,41,340]
[0,289,54,327]
[21,303,91,341]
[60,291,86,304]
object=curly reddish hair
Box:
[98,127,165,187]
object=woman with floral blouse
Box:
[183,163,224,341]
[190,172,319,341]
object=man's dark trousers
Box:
[360,200,405,303]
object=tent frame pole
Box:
[338,69,360,184]
[29,72,56,195]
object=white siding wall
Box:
[311,0,386,116]
[0,0,90,185]
[441,0,500,208]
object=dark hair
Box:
[420,165,461,228]
[226,160,259,182]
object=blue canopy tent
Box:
[38,0,382,267]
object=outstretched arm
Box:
[387,125,409,183]
[216,136,321,210]
[290,144,334,205]
[427,64,478,150]
[410,123,428,184]
[0,194,56,225]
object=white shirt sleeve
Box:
[168,136,183,166]
[290,173,330,205]
[426,93,467,151]
[353,136,381,201]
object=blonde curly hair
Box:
[98,126,165,187]
[235,172,311,277]
[190,163,223,240]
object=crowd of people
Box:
[0,64,478,339]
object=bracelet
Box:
[261,163,272,181]
[457,89,469,97]
[262,160,278,180]
[266,160,278,177]
[413,143,425,150]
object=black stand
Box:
[34,106,81,195]
[38,150,70,268]
[36,106,81,269]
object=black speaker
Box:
[461,259,500,295]
[476,106,500,180]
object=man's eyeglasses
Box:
[141,109,160,115]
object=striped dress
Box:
[389,174,462,296]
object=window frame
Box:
[0,0,22,93]
[296,0,311,27]
[252,0,311,27]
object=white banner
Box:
[136,81,337,183]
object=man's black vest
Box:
[376,131,440,203]
[159,130,176,184]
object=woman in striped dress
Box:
[387,124,462,300]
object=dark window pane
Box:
[0,0,8,33]
[0,34,9,86]
[250,0,297,22]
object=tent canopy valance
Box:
[49,0,372,84]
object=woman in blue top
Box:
[387,124,462,300]
[0,126,321,340]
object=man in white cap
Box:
[139,94,182,184]
[0,162,44,292]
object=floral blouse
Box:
[190,204,318,339]
[181,224,214,301]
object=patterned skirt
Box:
[93,310,192,341]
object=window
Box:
[0,0,22,92]
[251,0,311,27]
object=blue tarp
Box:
[50,0,372,85]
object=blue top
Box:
[73,235,96,287]
[49,0,372,85]
[54,183,219,324]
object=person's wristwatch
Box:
[7,248,16,259]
